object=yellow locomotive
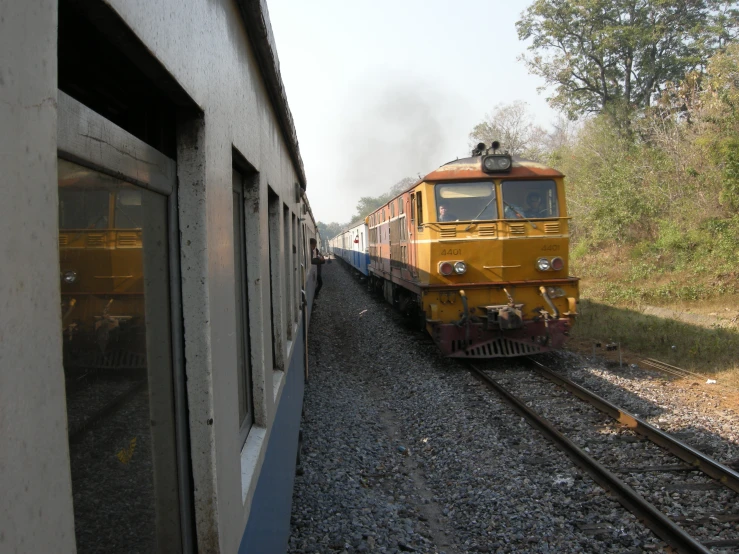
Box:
[367,142,578,357]
[58,159,147,369]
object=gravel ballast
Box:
[289,261,738,553]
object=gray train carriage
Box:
[1,1,319,552]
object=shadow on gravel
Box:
[318,263,739,473]
[573,300,739,378]
[298,261,683,553]
[537,352,739,469]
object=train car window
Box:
[501,180,559,219]
[416,192,423,228]
[435,182,496,222]
[267,187,283,371]
[233,169,254,440]
[283,204,293,340]
[411,193,415,223]
[292,213,299,323]
[58,158,181,552]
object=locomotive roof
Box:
[423,156,563,182]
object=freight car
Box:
[352,142,578,358]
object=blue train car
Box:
[329,221,370,276]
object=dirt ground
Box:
[563,335,739,413]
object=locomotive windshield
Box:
[58,188,110,229]
[501,180,559,219]
[435,181,497,222]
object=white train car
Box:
[329,220,370,276]
[1,1,318,552]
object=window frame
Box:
[57,90,191,551]
[233,169,255,443]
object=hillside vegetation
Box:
[557,45,739,307]
[547,45,739,384]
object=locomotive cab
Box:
[367,142,579,358]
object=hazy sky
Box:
[268,0,559,224]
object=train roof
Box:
[423,156,563,182]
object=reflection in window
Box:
[501,180,559,219]
[233,170,254,441]
[115,189,143,229]
[58,159,180,553]
[434,181,497,222]
[59,189,110,229]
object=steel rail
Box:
[468,363,711,554]
[524,356,739,495]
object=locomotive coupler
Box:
[485,304,525,331]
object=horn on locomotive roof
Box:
[472,142,486,156]
[491,140,501,152]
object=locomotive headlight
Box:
[481,154,513,173]
[536,258,551,271]
[62,270,77,284]
[439,262,454,276]
[551,257,564,271]
[546,286,566,298]
[453,261,467,274]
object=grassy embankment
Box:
[554,46,739,390]
[569,255,739,390]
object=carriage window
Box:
[283,204,293,340]
[435,182,496,222]
[411,193,415,223]
[416,192,423,228]
[58,158,179,553]
[233,169,254,439]
[501,180,559,219]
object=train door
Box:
[57,92,191,553]
[382,207,393,274]
[409,192,418,280]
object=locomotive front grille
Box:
[477,225,496,236]
[439,226,456,238]
[544,222,560,234]
[117,232,140,248]
[86,233,106,248]
[508,223,525,236]
[59,234,69,246]
[457,337,542,358]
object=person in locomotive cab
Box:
[438,203,459,222]
[524,191,548,218]
[310,238,325,299]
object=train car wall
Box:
[1,0,315,553]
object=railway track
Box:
[469,357,739,553]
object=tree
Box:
[469,101,548,158]
[316,221,343,241]
[350,176,417,221]
[388,176,418,197]
[516,0,739,119]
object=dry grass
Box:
[569,299,739,392]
